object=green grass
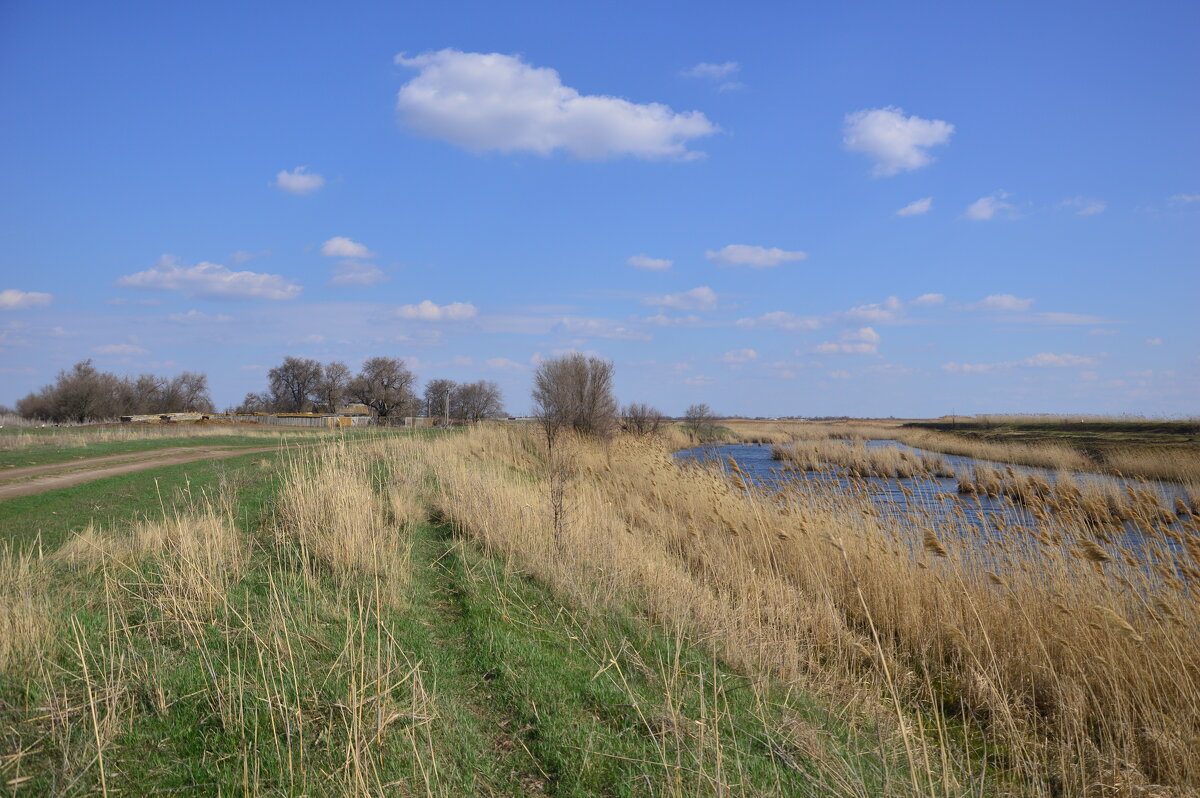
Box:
[0,449,285,552]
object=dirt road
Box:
[0,446,280,501]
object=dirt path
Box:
[0,446,280,501]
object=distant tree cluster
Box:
[422,378,505,424]
[239,356,505,424]
[16,360,213,423]
[237,356,422,420]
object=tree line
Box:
[11,351,719,434]
[237,356,506,423]
[15,360,213,423]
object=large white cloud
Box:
[117,255,302,300]
[394,49,718,160]
[706,244,807,268]
[643,286,717,311]
[273,166,325,195]
[396,299,477,321]
[843,107,954,177]
[320,236,374,258]
[0,289,53,310]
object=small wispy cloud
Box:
[396,300,477,321]
[942,352,1098,373]
[706,244,807,268]
[168,310,232,324]
[896,197,933,217]
[814,327,881,355]
[735,311,820,331]
[643,286,717,311]
[94,343,149,356]
[964,191,1018,221]
[320,236,374,258]
[1060,196,1106,216]
[273,166,325,195]
[720,348,758,363]
[330,261,388,287]
[117,254,302,300]
[627,254,673,271]
[968,293,1034,312]
[0,289,53,311]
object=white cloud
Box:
[964,191,1017,221]
[1023,352,1098,368]
[0,289,53,310]
[969,293,1034,312]
[843,296,903,324]
[1145,337,1163,346]
[1017,312,1106,325]
[720,348,758,363]
[896,197,933,217]
[1169,193,1200,204]
[552,316,651,341]
[117,255,302,300]
[168,310,232,324]
[815,327,881,355]
[910,293,945,306]
[828,370,851,380]
[643,312,702,327]
[681,61,739,79]
[684,374,715,386]
[394,49,718,160]
[94,343,148,356]
[330,261,388,287]
[627,254,673,271]
[485,357,525,372]
[643,285,717,311]
[943,352,1098,373]
[735,311,820,331]
[396,300,478,321]
[842,106,954,177]
[273,166,325,195]
[705,244,807,268]
[320,236,375,258]
[1060,197,1106,216]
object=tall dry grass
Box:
[377,425,1200,795]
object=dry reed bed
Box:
[772,439,954,479]
[387,426,1200,795]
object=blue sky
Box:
[1,1,1197,416]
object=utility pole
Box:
[444,390,449,428]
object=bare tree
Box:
[268,356,323,412]
[349,357,418,421]
[422,378,456,422]
[621,402,665,436]
[16,360,212,422]
[453,380,505,423]
[684,402,718,440]
[531,353,618,445]
[314,361,351,413]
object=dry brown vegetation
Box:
[409,425,1200,795]
[5,424,1199,794]
[719,418,1200,484]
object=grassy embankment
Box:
[4,423,1200,794]
[3,431,925,796]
